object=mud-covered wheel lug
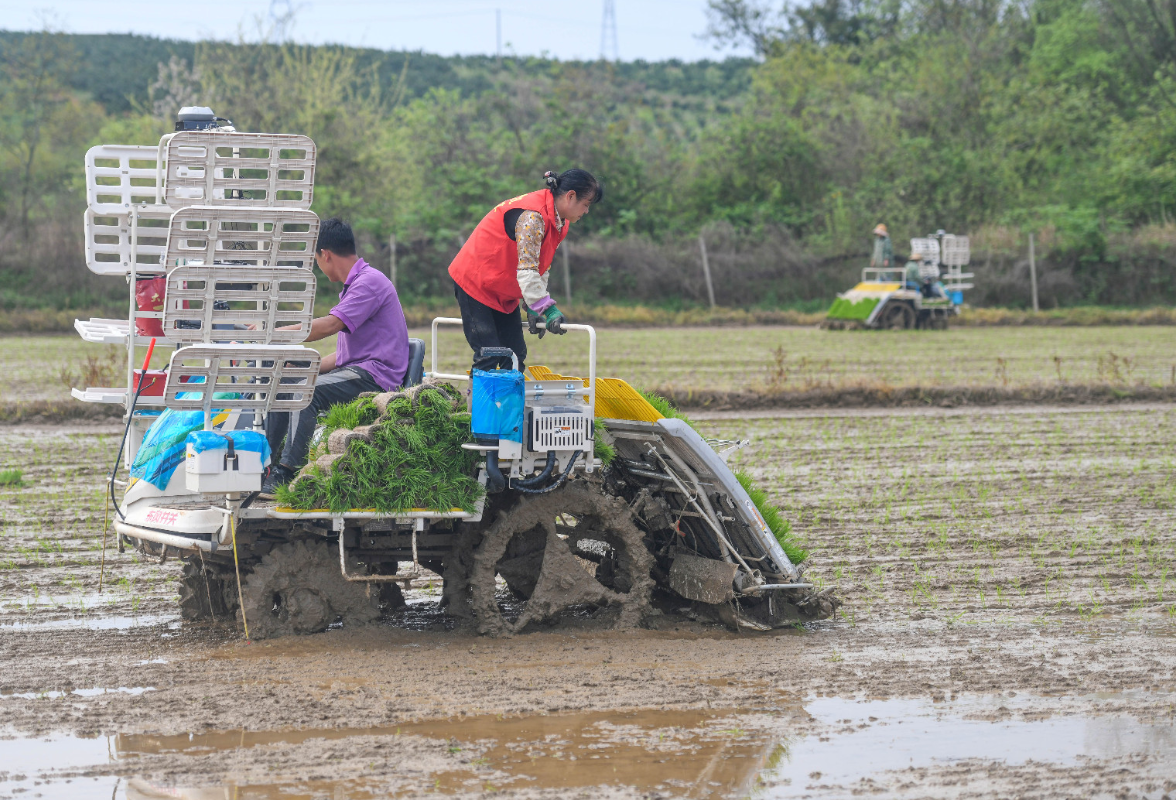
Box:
[236,540,379,639]
[177,558,236,622]
[470,481,655,637]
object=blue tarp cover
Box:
[471,368,524,443]
[130,391,240,490]
[187,430,271,465]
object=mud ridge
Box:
[661,381,1176,411]
[0,400,123,425]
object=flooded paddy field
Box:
[1,405,1174,798]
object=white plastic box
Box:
[185,442,265,493]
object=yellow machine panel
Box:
[526,366,663,423]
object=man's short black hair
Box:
[316,218,356,256]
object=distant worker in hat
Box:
[904,253,922,290]
[870,224,893,273]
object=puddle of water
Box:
[2,686,155,700]
[5,591,127,610]
[758,694,1176,796]
[0,614,179,633]
[418,708,776,795]
[113,707,769,797]
[381,596,457,632]
[3,692,1174,799]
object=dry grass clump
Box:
[959,306,1176,327]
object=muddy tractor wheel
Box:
[237,540,380,639]
[470,482,655,637]
[178,558,238,622]
[882,302,915,330]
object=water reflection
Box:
[2,692,1173,799]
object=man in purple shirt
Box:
[261,218,409,496]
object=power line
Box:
[600,0,618,61]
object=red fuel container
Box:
[133,369,167,396]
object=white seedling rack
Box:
[910,234,974,293]
[73,127,322,460]
[939,234,974,293]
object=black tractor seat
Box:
[404,338,426,388]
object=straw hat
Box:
[873,224,888,236]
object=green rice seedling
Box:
[321,395,379,433]
[278,386,483,514]
[0,468,25,488]
[637,389,699,432]
[592,418,616,466]
[734,471,808,564]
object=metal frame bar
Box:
[112,521,213,553]
[162,266,316,344]
[165,132,316,209]
[164,206,319,270]
[338,529,416,583]
[430,316,597,413]
[162,344,320,429]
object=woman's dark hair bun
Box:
[542,168,603,204]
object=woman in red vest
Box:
[449,169,603,371]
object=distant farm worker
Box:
[904,254,922,290]
[260,218,410,497]
[448,169,603,372]
[870,223,893,273]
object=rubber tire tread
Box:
[470,482,654,637]
[237,539,379,639]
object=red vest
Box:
[449,189,568,314]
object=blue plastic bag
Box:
[130,391,240,490]
[186,430,271,465]
[470,369,524,443]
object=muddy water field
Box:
[2,405,1175,798]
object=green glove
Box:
[525,305,546,339]
[542,305,566,334]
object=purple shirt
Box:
[329,258,409,391]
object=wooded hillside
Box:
[2,0,1175,315]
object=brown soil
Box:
[0,400,122,425]
[1,407,1175,798]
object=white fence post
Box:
[388,232,397,285]
[698,234,716,309]
[1029,232,1038,313]
[562,241,572,303]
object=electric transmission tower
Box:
[600,0,619,61]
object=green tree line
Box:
[2,0,1176,315]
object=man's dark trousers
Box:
[266,366,381,471]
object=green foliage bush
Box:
[592,418,616,467]
[6,1,1176,313]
